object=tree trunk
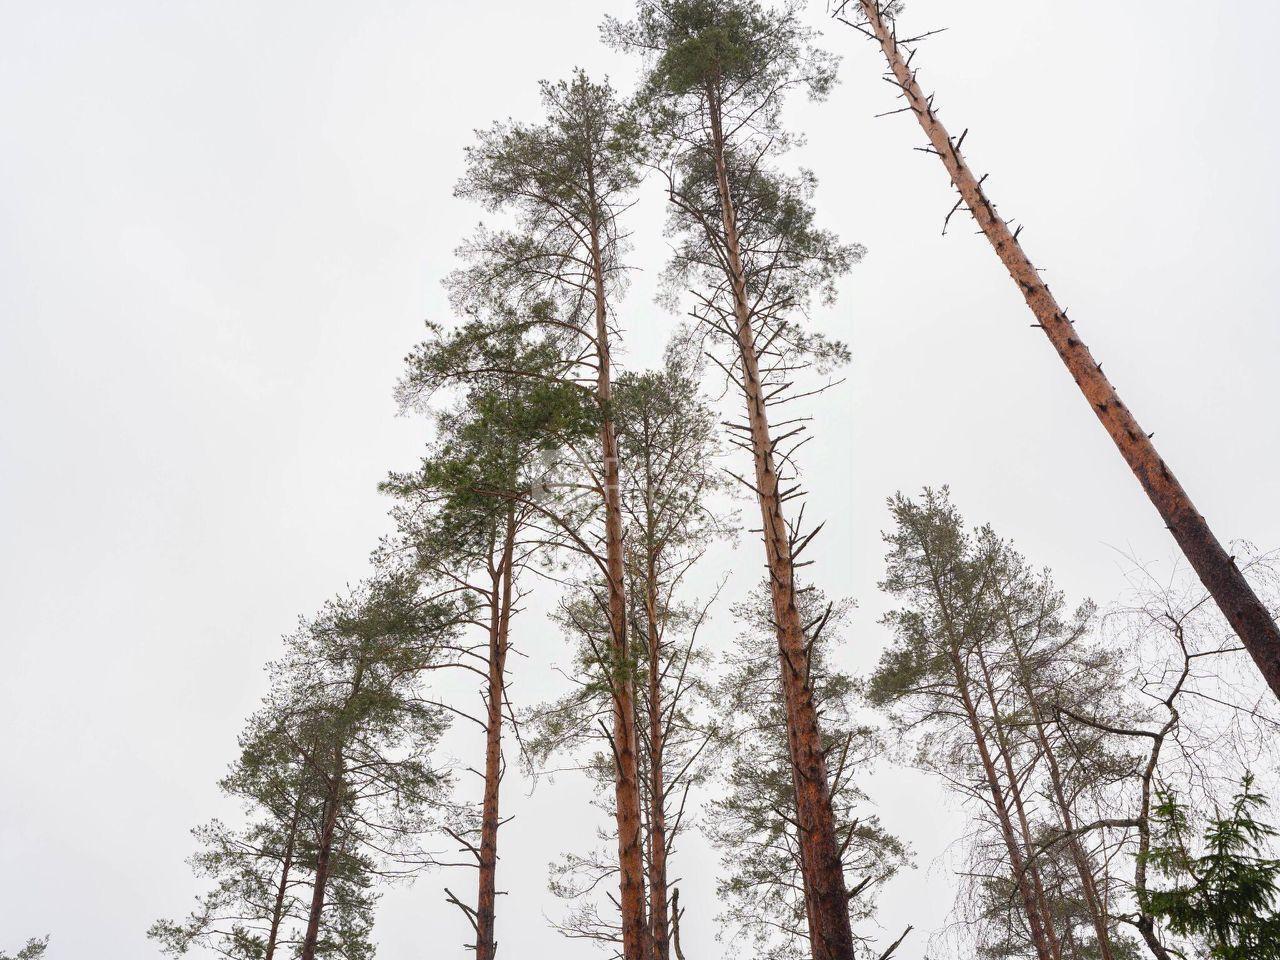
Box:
[973,646,1063,960]
[1002,605,1116,960]
[671,887,686,960]
[264,797,302,960]
[1133,732,1176,960]
[1134,917,1175,960]
[475,512,517,960]
[911,526,1057,960]
[299,774,342,960]
[705,85,855,960]
[855,0,1280,700]
[645,565,671,960]
[300,660,361,960]
[586,175,649,960]
[947,643,1056,960]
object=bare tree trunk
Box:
[264,798,302,960]
[854,0,1280,699]
[705,87,854,960]
[1132,727,1176,960]
[644,566,671,960]
[587,173,649,960]
[475,513,516,960]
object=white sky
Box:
[3,1,1279,957]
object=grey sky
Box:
[2,1,1278,957]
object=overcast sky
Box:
[3,1,1279,957]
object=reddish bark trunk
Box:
[300,662,361,960]
[299,774,342,960]
[705,87,855,960]
[856,0,1280,700]
[644,569,671,960]
[264,797,302,960]
[475,513,516,960]
[586,167,649,960]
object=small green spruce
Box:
[1146,772,1280,959]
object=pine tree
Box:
[150,685,374,960]
[273,577,456,960]
[607,5,863,955]
[520,343,727,956]
[616,341,731,960]
[385,325,581,960]
[438,69,651,959]
[706,586,907,960]
[874,489,1095,960]
[0,940,48,960]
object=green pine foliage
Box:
[706,586,906,960]
[0,939,48,960]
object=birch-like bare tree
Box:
[1046,552,1280,960]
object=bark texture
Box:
[475,514,516,960]
[645,571,671,960]
[264,800,301,960]
[299,761,343,960]
[707,88,856,960]
[855,0,1280,700]
[588,194,649,960]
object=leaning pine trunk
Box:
[706,86,855,960]
[475,512,517,960]
[855,0,1280,699]
[586,168,650,960]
